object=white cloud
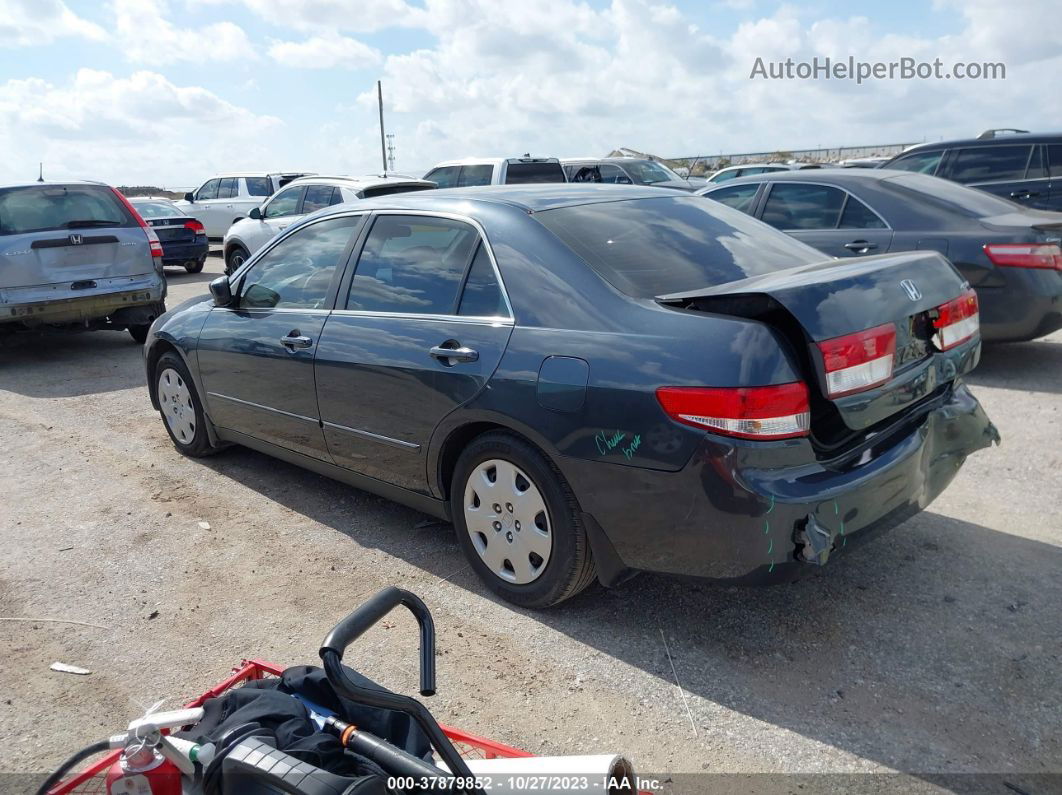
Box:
[112,0,256,64]
[188,0,417,33]
[0,0,107,46]
[268,32,382,69]
[0,69,282,185]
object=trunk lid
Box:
[148,216,197,243]
[657,251,979,438]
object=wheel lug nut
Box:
[493,521,501,530]
[506,503,514,513]
[515,521,521,531]
[492,503,501,513]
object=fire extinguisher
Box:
[105,746,182,795]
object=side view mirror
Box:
[249,206,262,220]
[209,276,233,307]
[184,192,195,202]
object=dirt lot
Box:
[1,255,1059,793]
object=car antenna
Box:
[37,162,44,182]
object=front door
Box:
[197,214,363,459]
[314,214,513,493]
[758,182,893,257]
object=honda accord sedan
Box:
[144,186,998,607]
[699,169,1062,341]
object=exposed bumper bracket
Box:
[796,514,835,566]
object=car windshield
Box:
[881,173,1021,218]
[534,195,825,298]
[131,200,180,219]
[623,161,679,184]
[0,184,133,235]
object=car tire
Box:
[128,324,150,344]
[451,431,596,608]
[185,257,205,274]
[225,244,249,276]
[154,351,217,457]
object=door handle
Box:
[429,344,478,363]
[280,333,313,350]
[844,240,878,252]
[1010,190,1039,199]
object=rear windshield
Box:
[504,162,566,184]
[880,173,1019,218]
[131,200,180,219]
[0,185,135,236]
[534,196,824,297]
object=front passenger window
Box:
[196,179,220,200]
[263,187,303,219]
[239,217,359,310]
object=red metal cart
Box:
[49,658,532,794]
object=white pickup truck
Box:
[175,172,313,238]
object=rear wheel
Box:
[128,324,150,344]
[154,352,216,457]
[451,432,595,608]
[185,257,205,274]
[225,244,249,275]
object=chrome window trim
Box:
[349,209,515,320]
[322,421,420,451]
[762,180,893,232]
[330,309,513,325]
[207,392,318,424]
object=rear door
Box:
[0,184,152,291]
[757,182,893,257]
[314,213,513,493]
[942,144,1043,206]
[1047,145,1062,211]
[196,214,364,459]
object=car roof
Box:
[898,132,1062,152]
[428,157,561,168]
[699,167,916,190]
[128,195,179,202]
[561,157,657,164]
[303,184,678,217]
[200,171,315,178]
[284,175,435,189]
[0,180,109,190]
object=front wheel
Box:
[154,352,217,457]
[451,432,596,608]
[225,244,249,275]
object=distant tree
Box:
[771,151,793,163]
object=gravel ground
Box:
[1,254,1059,793]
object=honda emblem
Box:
[69,233,83,245]
[900,279,921,301]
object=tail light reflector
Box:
[146,228,164,259]
[817,323,896,397]
[932,288,979,351]
[184,220,205,234]
[983,243,1062,270]
[655,383,810,440]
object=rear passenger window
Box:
[217,178,238,199]
[761,183,845,230]
[245,177,272,197]
[346,216,479,314]
[948,146,1031,183]
[705,183,759,214]
[839,196,886,229]
[457,165,493,187]
[458,245,506,317]
[1047,145,1062,178]
[301,185,335,213]
[424,167,460,188]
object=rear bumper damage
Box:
[0,274,165,328]
[565,382,998,584]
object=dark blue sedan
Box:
[144,186,998,607]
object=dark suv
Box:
[880,130,1062,211]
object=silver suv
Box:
[0,182,166,343]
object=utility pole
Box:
[377,80,387,175]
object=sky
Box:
[0,0,1058,188]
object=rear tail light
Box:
[817,323,896,398]
[932,287,979,351]
[184,220,205,234]
[109,187,164,261]
[983,243,1062,270]
[655,383,810,440]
